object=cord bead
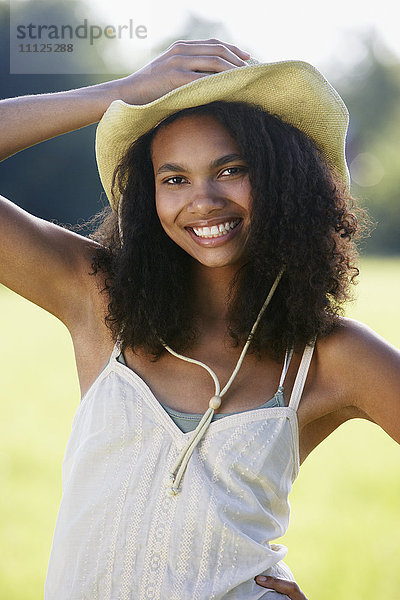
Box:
[209,395,222,410]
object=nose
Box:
[186,181,226,215]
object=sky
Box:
[81,0,399,78]
[8,0,399,79]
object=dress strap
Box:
[288,340,316,412]
[278,348,294,392]
[110,336,123,361]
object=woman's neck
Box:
[191,262,242,322]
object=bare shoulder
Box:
[298,317,400,461]
[317,316,400,391]
[320,315,396,351]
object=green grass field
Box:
[0,257,399,599]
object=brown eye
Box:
[220,166,246,176]
[164,176,186,185]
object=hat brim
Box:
[95,59,350,210]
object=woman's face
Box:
[151,113,252,269]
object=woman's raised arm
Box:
[0,39,251,327]
[0,39,250,160]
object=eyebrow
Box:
[155,153,246,175]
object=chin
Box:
[192,254,247,270]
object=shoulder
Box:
[298,317,400,460]
[317,316,399,374]
[317,316,400,427]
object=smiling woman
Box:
[0,38,399,600]
[90,98,361,362]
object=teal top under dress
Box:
[116,352,285,433]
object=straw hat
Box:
[95,58,350,211]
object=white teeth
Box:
[192,219,240,238]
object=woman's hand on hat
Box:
[255,575,308,599]
[116,38,251,105]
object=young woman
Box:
[1,39,399,600]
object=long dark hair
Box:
[90,100,368,359]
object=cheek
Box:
[155,190,169,223]
[155,190,178,232]
[239,180,253,210]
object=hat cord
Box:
[163,268,284,496]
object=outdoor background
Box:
[0,0,399,598]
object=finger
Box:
[159,68,225,91]
[166,40,251,66]
[255,576,307,600]
[193,38,252,60]
[169,54,247,79]
[169,38,251,59]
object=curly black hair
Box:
[90,100,368,360]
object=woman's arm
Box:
[340,318,400,444]
[300,317,400,457]
[0,39,250,160]
[0,39,250,327]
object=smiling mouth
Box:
[188,219,241,239]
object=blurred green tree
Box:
[336,34,400,254]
